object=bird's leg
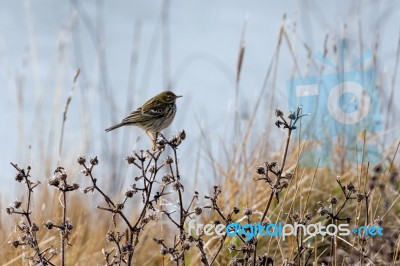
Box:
[146,131,157,151]
[151,132,157,150]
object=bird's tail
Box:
[105,123,125,132]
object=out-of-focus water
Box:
[1,0,399,201]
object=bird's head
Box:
[160,91,183,103]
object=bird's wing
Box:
[121,96,166,124]
[140,99,167,117]
[121,109,143,124]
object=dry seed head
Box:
[172,181,182,191]
[244,208,252,216]
[346,181,356,192]
[373,164,382,174]
[10,240,20,248]
[44,221,54,230]
[179,130,186,140]
[317,206,328,216]
[165,156,174,165]
[268,162,277,169]
[5,207,14,215]
[256,166,266,175]
[125,155,136,164]
[275,120,284,128]
[90,157,98,165]
[169,135,178,144]
[148,165,155,173]
[121,244,133,253]
[329,196,338,205]
[106,231,115,242]
[182,242,190,250]
[48,177,60,187]
[59,173,67,180]
[12,201,22,209]
[213,220,221,226]
[305,212,313,220]
[288,113,296,120]
[125,190,134,198]
[161,174,172,183]
[278,179,289,188]
[193,191,199,200]
[275,109,284,117]
[160,248,168,255]
[31,223,39,232]
[357,193,364,202]
[283,172,294,180]
[77,155,86,165]
[194,206,202,215]
[290,213,300,222]
[142,217,150,224]
[65,220,74,231]
[15,173,24,182]
[149,213,157,220]
[156,138,166,146]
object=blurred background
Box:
[1,0,399,201]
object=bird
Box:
[105,91,182,149]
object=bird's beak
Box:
[176,95,183,98]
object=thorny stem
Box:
[80,131,187,265]
[10,163,47,266]
[82,159,138,265]
[253,108,303,266]
[259,128,293,223]
[259,108,301,224]
[203,188,246,264]
[173,147,186,265]
[83,162,135,233]
[61,179,67,266]
[129,153,159,264]
[83,162,115,207]
[132,151,160,230]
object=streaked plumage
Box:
[105,91,182,148]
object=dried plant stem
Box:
[58,68,80,164]
[254,126,293,266]
[9,163,49,265]
[61,179,67,266]
[251,108,305,266]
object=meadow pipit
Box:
[105,91,182,149]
